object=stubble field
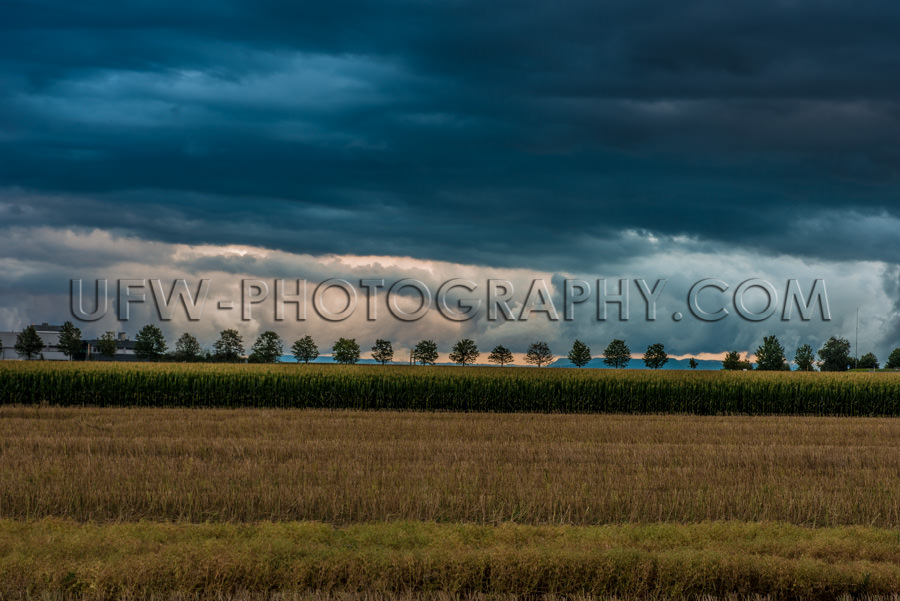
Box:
[2,405,900,599]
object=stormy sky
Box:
[2,0,899,364]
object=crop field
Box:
[3,407,900,525]
[2,362,900,415]
[2,396,900,599]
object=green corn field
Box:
[1,362,898,415]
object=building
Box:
[82,331,139,361]
[0,323,68,360]
[0,324,138,360]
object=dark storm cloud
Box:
[3,0,900,268]
[882,264,900,351]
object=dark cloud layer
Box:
[3,0,900,269]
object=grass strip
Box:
[1,520,899,600]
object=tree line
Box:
[8,322,900,371]
[725,335,890,372]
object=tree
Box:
[249,331,283,363]
[412,339,438,365]
[525,341,553,367]
[174,332,202,362]
[858,352,879,370]
[722,351,753,370]
[332,338,361,364]
[488,345,514,366]
[213,329,244,362]
[817,336,851,372]
[887,348,900,369]
[449,338,479,366]
[642,343,668,369]
[371,339,394,365]
[57,321,82,360]
[794,344,815,372]
[174,332,202,361]
[14,325,44,360]
[96,331,117,359]
[688,358,698,370]
[567,339,592,368]
[754,335,788,371]
[602,339,630,369]
[291,335,319,364]
[134,324,167,361]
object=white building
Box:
[0,323,69,360]
[83,331,138,360]
[1,324,141,360]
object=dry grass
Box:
[5,596,899,601]
[2,519,900,599]
[1,407,898,526]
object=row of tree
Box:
[10,323,640,367]
[8,322,900,371]
[7,325,684,370]
[725,335,894,372]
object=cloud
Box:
[2,1,900,270]
[0,227,893,364]
[1,0,899,359]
